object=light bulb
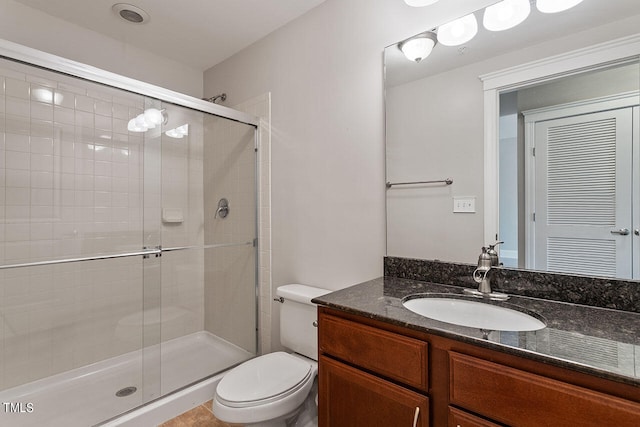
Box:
[134,114,150,130]
[144,108,164,126]
[404,0,440,6]
[536,0,584,14]
[483,0,530,32]
[127,118,147,132]
[438,13,478,46]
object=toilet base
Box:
[215,379,318,427]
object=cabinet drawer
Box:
[450,352,640,427]
[319,313,428,391]
[448,407,501,427]
[319,355,429,427]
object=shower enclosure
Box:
[0,43,258,426]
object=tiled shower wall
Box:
[0,58,207,390]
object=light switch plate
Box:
[453,196,476,213]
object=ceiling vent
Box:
[112,3,150,24]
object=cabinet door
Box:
[449,407,501,427]
[319,355,429,427]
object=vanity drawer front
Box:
[448,407,501,427]
[319,313,428,391]
[319,355,429,427]
[449,352,640,427]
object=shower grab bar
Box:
[386,178,453,188]
[0,241,253,270]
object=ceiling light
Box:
[403,0,440,6]
[437,13,478,46]
[112,3,150,24]
[483,0,531,32]
[536,0,584,14]
[399,32,438,63]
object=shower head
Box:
[203,93,227,104]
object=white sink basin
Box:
[402,296,546,331]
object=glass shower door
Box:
[154,101,258,397]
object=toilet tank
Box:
[277,284,331,360]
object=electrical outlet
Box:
[453,196,476,213]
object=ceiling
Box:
[14,0,326,71]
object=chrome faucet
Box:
[464,246,509,301]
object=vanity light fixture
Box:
[127,108,166,132]
[437,13,478,46]
[403,0,440,6]
[399,32,438,62]
[483,0,531,32]
[536,0,584,14]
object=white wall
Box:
[0,0,203,97]
[202,0,495,350]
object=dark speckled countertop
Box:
[313,276,640,387]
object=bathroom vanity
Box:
[313,273,640,427]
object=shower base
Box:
[0,331,252,427]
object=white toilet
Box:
[212,284,331,427]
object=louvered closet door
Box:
[534,108,633,278]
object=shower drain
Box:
[115,386,137,397]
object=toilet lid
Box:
[216,352,313,408]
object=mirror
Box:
[385,0,640,279]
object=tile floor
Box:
[158,400,236,427]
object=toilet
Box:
[212,284,331,427]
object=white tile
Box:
[94,100,112,117]
[5,132,30,152]
[30,120,54,139]
[30,137,53,155]
[57,81,86,96]
[112,103,129,120]
[53,89,75,109]
[93,145,112,164]
[95,114,112,132]
[74,158,94,175]
[4,114,30,135]
[75,95,94,112]
[5,169,31,188]
[31,171,54,189]
[54,106,75,125]
[31,153,54,172]
[31,188,54,206]
[5,78,30,99]
[5,222,30,241]
[6,96,30,117]
[6,151,30,170]
[5,205,30,221]
[31,222,53,240]
[75,110,94,128]
[31,101,53,122]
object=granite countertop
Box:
[313,276,640,387]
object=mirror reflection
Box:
[385,0,640,279]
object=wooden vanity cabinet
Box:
[317,307,640,427]
[318,308,429,426]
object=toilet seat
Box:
[216,352,313,408]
